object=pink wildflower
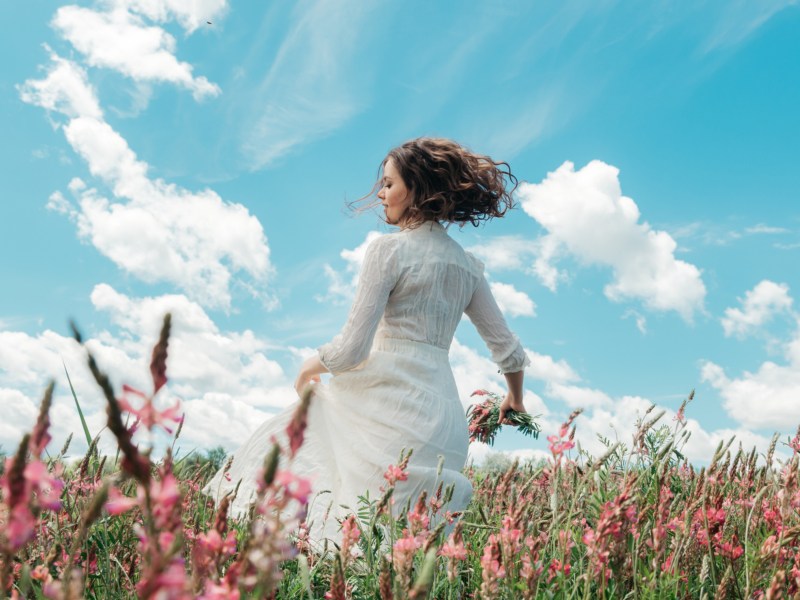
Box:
[383,463,409,487]
[118,384,182,435]
[151,473,181,529]
[440,521,467,583]
[393,528,422,589]
[408,491,431,536]
[548,558,571,582]
[274,470,314,505]
[199,580,241,600]
[6,504,36,551]
[339,514,361,568]
[23,459,64,511]
[105,486,140,515]
[480,534,506,600]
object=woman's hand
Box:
[294,355,328,396]
[498,392,526,425]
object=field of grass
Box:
[2,315,799,599]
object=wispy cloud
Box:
[671,220,791,248]
[701,0,799,52]
[242,0,379,169]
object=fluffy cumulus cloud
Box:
[0,285,294,456]
[17,48,103,120]
[53,5,220,100]
[702,341,800,431]
[489,282,536,318]
[19,55,271,310]
[701,280,800,431]
[519,160,707,321]
[721,280,794,338]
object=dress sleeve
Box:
[318,235,400,374]
[464,258,530,374]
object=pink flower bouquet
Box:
[466,389,540,446]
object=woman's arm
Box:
[464,273,531,374]
[464,267,531,419]
[301,235,400,388]
[498,370,526,424]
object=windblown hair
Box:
[358,137,519,227]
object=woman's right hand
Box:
[498,392,526,425]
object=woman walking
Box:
[204,137,529,550]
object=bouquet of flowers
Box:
[466,389,541,446]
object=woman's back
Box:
[377,221,482,350]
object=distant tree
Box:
[205,445,227,472]
[482,452,515,473]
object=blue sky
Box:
[2,0,799,466]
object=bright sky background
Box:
[2,0,799,467]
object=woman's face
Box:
[377,158,413,226]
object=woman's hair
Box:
[357,137,519,227]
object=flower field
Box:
[2,316,800,599]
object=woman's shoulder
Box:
[462,249,485,274]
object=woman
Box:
[203,137,529,550]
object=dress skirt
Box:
[202,336,474,550]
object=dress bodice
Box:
[318,221,529,375]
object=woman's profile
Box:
[203,137,530,550]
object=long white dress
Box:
[202,221,529,550]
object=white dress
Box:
[202,221,529,549]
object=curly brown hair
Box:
[357,137,518,228]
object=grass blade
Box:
[63,360,92,448]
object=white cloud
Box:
[721,280,794,338]
[701,354,800,432]
[242,0,377,168]
[449,338,506,405]
[703,282,800,431]
[318,231,383,303]
[702,1,799,52]
[21,54,272,311]
[118,0,228,34]
[17,48,102,119]
[547,383,612,410]
[622,309,648,334]
[489,282,536,318]
[519,160,707,321]
[526,350,579,384]
[745,224,790,235]
[0,285,294,456]
[53,5,220,100]
[467,236,539,272]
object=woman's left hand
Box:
[294,355,328,396]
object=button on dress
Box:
[203,220,529,549]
